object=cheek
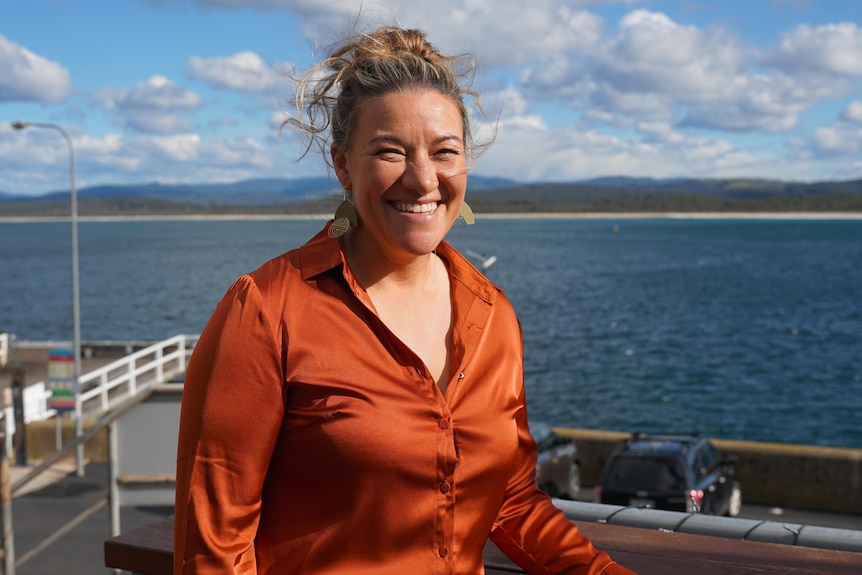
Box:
[442,172,468,199]
[361,165,404,197]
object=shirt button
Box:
[439,418,450,429]
[439,547,449,558]
[439,481,450,494]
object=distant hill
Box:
[14,177,339,206]
[0,175,519,206]
[465,177,862,213]
[1,175,861,216]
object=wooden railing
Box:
[105,515,862,574]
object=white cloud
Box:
[92,76,203,135]
[769,22,862,77]
[811,124,862,156]
[187,51,288,92]
[94,75,202,112]
[76,134,141,170]
[396,1,604,69]
[515,9,862,137]
[518,10,756,127]
[683,74,808,132]
[0,34,72,103]
[126,114,195,135]
[841,100,862,123]
[602,11,748,99]
[154,0,605,69]
[637,121,684,143]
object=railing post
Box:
[107,421,120,538]
[156,346,164,383]
[1,438,16,575]
[129,356,138,397]
[0,333,8,371]
[180,336,188,370]
[75,395,84,478]
[101,372,109,412]
[2,409,12,465]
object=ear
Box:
[331,143,351,190]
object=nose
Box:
[402,154,438,194]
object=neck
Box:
[342,236,442,293]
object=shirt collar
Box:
[298,221,501,306]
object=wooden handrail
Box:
[105,516,862,574]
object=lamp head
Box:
[11,121,28,130]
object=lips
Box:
[392,201,439,214]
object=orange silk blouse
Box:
[173,224,636,575]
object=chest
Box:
[372,287,453,389]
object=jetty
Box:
[0,334,860,574]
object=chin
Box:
[398,230,448,256]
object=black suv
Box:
[594,433,742,516]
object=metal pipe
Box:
[10,121,84,477]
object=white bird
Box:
[465,249,498,271]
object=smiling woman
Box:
[172,24,637,575]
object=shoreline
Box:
[2,211,862,223]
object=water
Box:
[2,216,861,448]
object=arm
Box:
[489,326,636,574]
[173,276,284,574]
[490,409,636,574]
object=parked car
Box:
[594,432,742,516]
[529,422,581,499]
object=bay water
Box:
[1,216,860,448]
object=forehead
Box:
[353,89,465,140]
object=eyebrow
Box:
[367,134,464,147]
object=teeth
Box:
[393,201,438,214]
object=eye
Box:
[375,148,405,161]
[434,147,462,159]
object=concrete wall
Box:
[17,422,862,515]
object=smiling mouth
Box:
[392,201,439,214]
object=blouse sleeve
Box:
[489,347,637,574]
[173,275,284,575]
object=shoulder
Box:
[436,241,505,302]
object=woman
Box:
[173,25,636,575]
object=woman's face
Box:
[332,89,468,264]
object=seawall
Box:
[15,421,862,515]
[555,428,862,514]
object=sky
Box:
[2,0,862,197]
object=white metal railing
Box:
[0,332,9,370]
[2,335,197,457]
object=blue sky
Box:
[2,0,862,196]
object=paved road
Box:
[11,462,170,575]
[8,462,862,575]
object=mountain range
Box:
[2,175,861,215]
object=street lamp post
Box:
[11,121,84,477]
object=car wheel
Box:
[726,482,742,517]
[566,462,581,499]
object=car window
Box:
[603,456,686,491]
[694,443,719,481]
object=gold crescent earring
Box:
[459,202,475,225]
[328,189,359,238]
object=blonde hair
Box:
[282,26,482,167]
